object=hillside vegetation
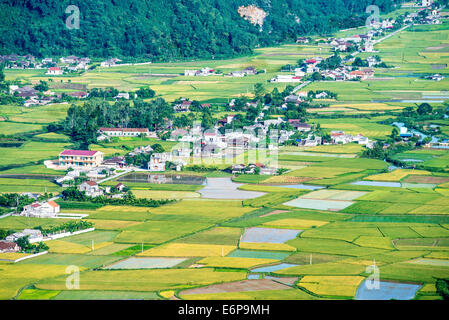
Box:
[0,0,400,60]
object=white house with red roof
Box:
[21,200,60,218]
[46,67,63,75]
[59,150,104,168]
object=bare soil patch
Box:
[403,175,449,184]
[260,210,290,218]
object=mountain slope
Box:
[0,0,400,60]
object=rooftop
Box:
[60,150,100,156]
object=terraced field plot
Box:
[284,189,367,211]
[104,257,187,269]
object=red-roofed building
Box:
[0,240,20,253]
[349,70,368,80]
[59,150,104,168]
[21,200,60,218]
[46,67,63,75]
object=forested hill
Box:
[0,0,400,61]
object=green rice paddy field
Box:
[1,13,449,301]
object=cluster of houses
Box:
[224,66,259,77]
[55,166,113,186]
[8,83,90,107]
[78,180,127,198]
[230,163,278,175]
[330,131,374,148]
[404,1,442,25]
[184,67,218,77]
[0,228,47,254]
[0,54,38,69]
[184,67,261,77]
[272,56,375,83]
[173,99,212,113]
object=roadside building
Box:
[58,150,104,168]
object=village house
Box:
[315,91,329,99]
[288,119,312,132]
[243,66,257,75]
[20,200,60,218]
[59,150,104,168]
[349,69,374,80]
[55,169,80,186]
[148,153,172,171]
[227,70,245,77]
[296,37,310,44]
[41,58,53,64]
[114,183,127,192]
[0,240,21,253]
[46,66,63,75]
[11,86,38,99]
[99,127,151,137]
[294,68,306,77]
[218,114,236,126]
[298,135,322,147]
[129,145,154,157]
[66,91,88,99]
[102,156,127,168]
[270,75,302,83]
[285,95,304,104]
[231,164,247,174]
[115,92,130,100]
[101,58,122,67]
[6,229,43,243]
[174,100,192,112]
[332,131,354,144]
[171,143,192,157]
[60,56,80,64]
[79,180,103,197]
[184,67,215,76]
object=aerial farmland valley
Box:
[1,0,449,304]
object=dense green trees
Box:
[35,220,93,236]
[0,0,401,60]
[63,98,174,148]
[15,236,49,254]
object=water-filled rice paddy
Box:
[251,263,298,273]
[355,280,422,300]
[284,198,354,211]
[199,177,265,199]
[352,181,402,187]
[240,227,302,244]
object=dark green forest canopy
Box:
[0,0,400,60]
